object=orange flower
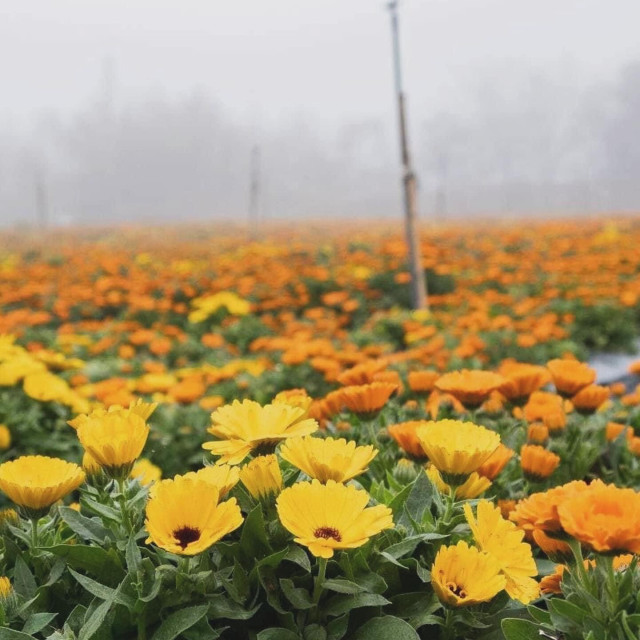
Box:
[498,361,551,403]
[547,359,596,397]
[539,564,565,595]
[387,421,428,459]
[571,384,610,413]
[407,370,439,394]
[558,481,640,553]
[510,481,588,534]
[520,445,560,482]
[337,360,388,386]
[477,443,514,480]
[340,382,397,417]
[532,529,571,558]
[523,391,566,432]
[425,390,465,419]
[498,499,517,520]
[606,422,633,442]
[435,370,506,408]
[527,423,549,445]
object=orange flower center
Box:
[314,526,342,541]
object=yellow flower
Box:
[0,456,85,517]
[276,480,393,558]
[23,371,71,403]
[431,541,506,607]
[203,400,318,465]
[0,355,46,386]
[145,476,243,555]
[273,389,313,414]
[0,508,18,527]
[82,451,102,476]
[464,500,540,604]
[188,291,251,323]
[76,413,149,479]
[130,459,162,485]
[425,466,491,500]
[182,464,240,499]
[0,425,10,450]
[416,420,500,485]
[239,455,283,500]
[68,400,157,430]
[280,436,377,483]
[0,576,12,601]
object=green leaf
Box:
[239,506,271,559]
[501,618,543,640]
[69,569,136,610]
[257,629,300,640]
[208,594,261,620]
[351,616,419,640]
[397,473,434,530]
[78,597,113,640]
[327,613,349,640]
[13,555,37,599]
[44,544,123,584]
[280,579,314,609]
[151,605,209,640]
[526,605,551,625]
[549,598,590,632]
[303,624,327,640]
[324,593,390,617]
[0,630,38,640]
[125,535,142,572]
[383,533,447,560]
[283,544,311,571]
[59,506,112,543]
[322,579,366,595]
[22,612,57,635]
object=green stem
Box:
[310,557,328,623]
[442,608,456,640]
[137,608,147,640]
[30,518,39,550]
[441,487,457,527]
[117,478,132,533]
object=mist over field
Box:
[1,0,640,226]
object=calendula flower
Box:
[68,399,157,430]
[339,382,398,418]
[76,411,149,480]
[203,400,318,465]
[0,576,12,602]
[435,370,506,408]
[0,456,85,518]
[145,475,243,555]
[464,501,540,604]
[184,464,240,498]
[0,508,18,527]
[276,480,393,558]
[416,420,500,486]
[557,480,640,554]
[22,371,71,403]
[498,362,551,404]
[130,459,162,485]
[407,370,439,394]
[280,436,377,483]
[527,423,549,445]
[532,529,571,559]
[388,421,428,459]
[431,541,506,607]
[547,359,596,397]
[0,424,10,450]
[426,466,491,499]
[239,455,283,500]
[520,445,560,482]
[571,384,610,414]
[82,451,102,476]
[509,481,588,534]
[606,422,633,442]
[273,388,313,413]
[522,391,565,430]
[539,564,565,595]
[477,443,514,480]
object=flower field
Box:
[1,218,640,639]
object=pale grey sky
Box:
[2,0,640,225]
[2,0,640,128]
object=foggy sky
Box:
[1,0,640,226]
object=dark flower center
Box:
[446,581,467,599]
[173,526,201,549]
[314,526,342,541]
